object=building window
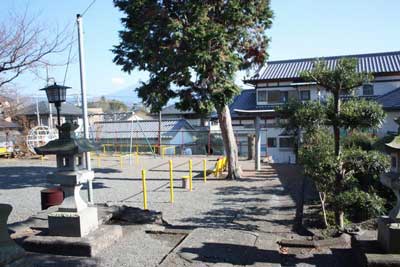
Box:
[362,83,374,96]
[280,91,288,103]
[300,90,311,101]
[279,137,294,148]
[267,138,277,147]
[267,91,281,103]
[257,90,267,102]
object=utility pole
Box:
[77,14,94,204]
[35,97,40,126]
[158,111,162,155]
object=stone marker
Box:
[0,204,25,266]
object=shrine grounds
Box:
[0,155,357,266]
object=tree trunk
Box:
[295,170,306,228]
[218,105,242,179]
[333,93,344,229]
[319,192,329,228]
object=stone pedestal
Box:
[47,169,98,237]
[0,204,25,266]
[49,207,98,237]
[378,216,400,253]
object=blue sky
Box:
[1,0,399,103]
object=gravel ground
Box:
[2,156,353,266]
[0,155,221,224]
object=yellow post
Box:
[203,159,207,183]
[135,151,139,165]
[97,154,101,168]
[169,160,174,203]
[189,159,193,191]
[119,155,123,169]
[161,146,165,159]
[103,145,106,155]
[40,155,44,162]
[141,169,148,210]
[136,144,139,155]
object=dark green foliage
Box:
[299,129,337,193]
[340,99,386,130]
[112,0,273,113]
[301,58,371,95]
[342,131,375,151]
[277,99,326,133]
[298,58,388,227]
[333,188,386,222]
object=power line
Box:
[63,24,76,86]
[81,0,97,17]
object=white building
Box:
[229,51,400,166]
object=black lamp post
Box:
[40,83,70,126]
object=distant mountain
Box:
[104,85,140,106]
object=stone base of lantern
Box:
[378,216,400,253]
[48,207,98,237]
[0,204,25,267]
[23,225,122,257]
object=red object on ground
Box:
[41,187,64,210]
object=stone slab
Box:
[365,254,400,267]
[22,225,122,257]
[377,216,400,253]
[0,244,25,267]
[48,207,98,237]
[160,228,282,266]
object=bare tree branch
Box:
[0,10,71,88]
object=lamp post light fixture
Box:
[40,83,70,126]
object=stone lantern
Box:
[378,132,400,253]
[35,122,99,237]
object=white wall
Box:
[262,127,296,164]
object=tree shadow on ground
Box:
[179,242,355,266]
[179,163,317,235]
[179,242,281,265]
[0,166,55,189]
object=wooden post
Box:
[169,160,174,203]
[142,169,148,210]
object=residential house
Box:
[93,119,197,154]
[230,51,400,166]
[158,105,209,127]
[17,101,83,129]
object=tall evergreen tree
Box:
[112,0,273,179]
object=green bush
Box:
[333,188,386,222]
[342,131,375,151]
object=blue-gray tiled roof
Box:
[93,119,194,139]
[228,90,279,118]
[248,51,400,82]
[18,101,82,117]
[376,87,400,110]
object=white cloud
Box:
[111,77,125,86]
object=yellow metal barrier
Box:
[203,159,207,183]
[142,169,148,210]
[169,160,174,203]
[189,159,193,191]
